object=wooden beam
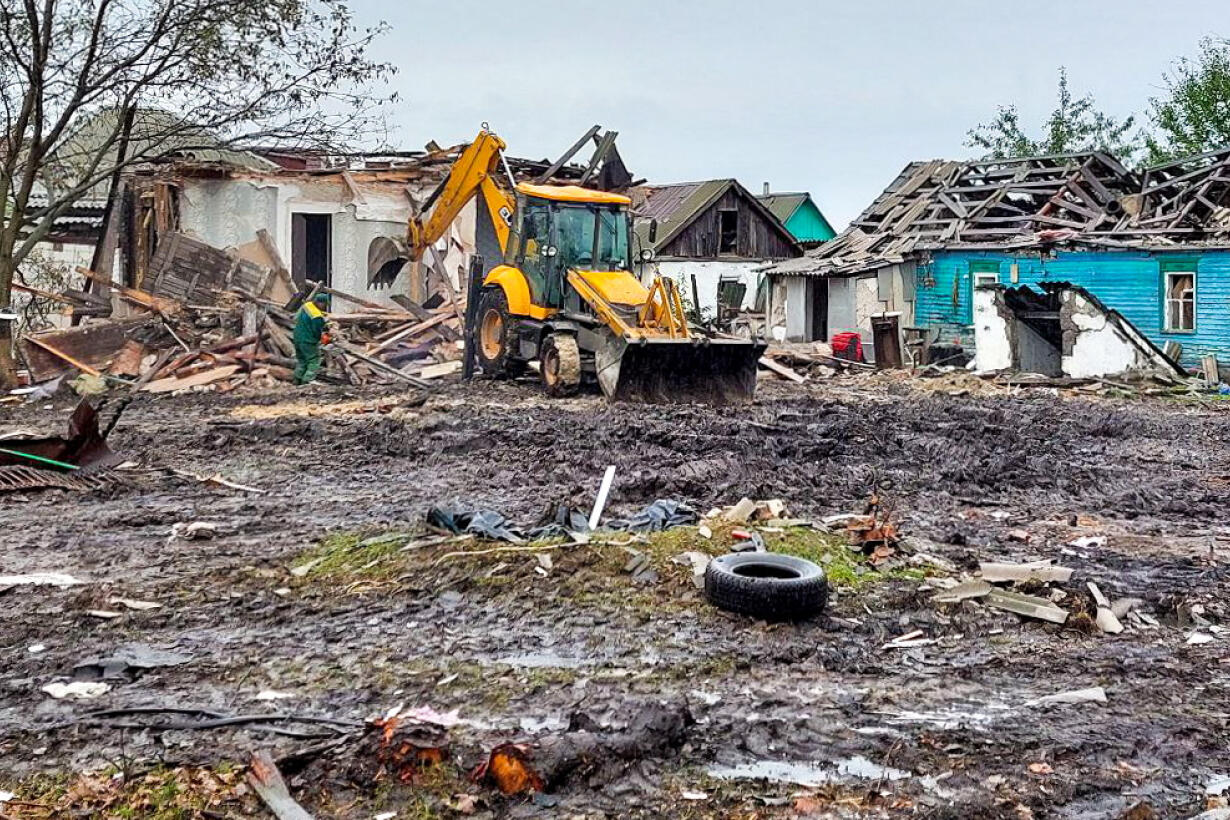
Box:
[23,334,104,376]
[534,124,602,184]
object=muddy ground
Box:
[2,375,1230,818]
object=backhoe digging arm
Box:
[407,128,518,261]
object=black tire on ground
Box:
[704,553,828,621]
[475,288,519,378]
[540,333,581,397]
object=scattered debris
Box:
[932,579,992,604]
[74,645,190,680]
[473,743,544,795]
[107,597,161,611]
[0,572,83,587]
[168,521,219,541]
[980,560,1074,584]
[255,690,297,701]
[1026,687,1108,707]
[984,589,1070,624]
[1088,582,1124,634]
[247,750,313,820]
[42,681,111,700]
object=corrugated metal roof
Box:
[757,192,807,224]
[630,180,731,251]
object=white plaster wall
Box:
[177,176,470,314]
[973,287,1012,371]
[656,260,763,319]
[1061,291,1140,378]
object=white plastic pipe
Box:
[589,465,616,531]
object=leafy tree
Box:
[1147,37,1230,164]
[0,0,394,387]
[966,68,1140,162]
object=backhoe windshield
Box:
[554,203,630,272]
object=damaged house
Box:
[630,179,801,321]
[95,138,621,316]
[765,149,1230,375]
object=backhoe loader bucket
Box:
[595,335,766,404]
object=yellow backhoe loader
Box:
[407,127,765,403]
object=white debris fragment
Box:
[1188,632,1216,645]
[290,557,323,577]
[681,790,709,800]
[42,681,110,700]
[1066,536,1106,549]
[254,690,296,701]
[883,629,937,650]
[169,521,218,541]
[690,690,722,706]
[1026,686,1107,707]
[107,597,161,611]
[85,610,122,619]
[27,644,45,654]
[980,560,1074,584]
[373,812,398,820]
[0,790,13,803]
[0,572,83,587]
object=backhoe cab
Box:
[409,128,765,403]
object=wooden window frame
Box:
[1161,263,1197,334]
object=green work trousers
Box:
[294,342,322,385]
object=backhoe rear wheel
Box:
[540,333,581,397]
[476,288,519,378]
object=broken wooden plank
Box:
[77,267,182,315]
[1203,354,1220,384]
[370,313,453,353]
[330,341,432,388]
[143,364,241,393]
[979,560,1074,584]
[23,334,104,377]
[247,750,313,820]
[107,340,146,378]
[984,589,1069,624]
[758,356,806,383]
[414,360,463,380]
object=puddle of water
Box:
[708,756,911,787]
[495,652,588,669]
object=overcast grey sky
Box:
[355,0,1226,229]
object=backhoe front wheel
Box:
[540,333,581,397]
[476,288,519,378]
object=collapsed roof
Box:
[772,148,1230,277]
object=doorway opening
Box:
[291,213,332,287]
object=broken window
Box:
[1164,270,1195,332]
[718,209,738,255]
[970,261,1000,288]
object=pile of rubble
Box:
[13,232,462,395]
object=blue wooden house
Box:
[765,150,1230,370]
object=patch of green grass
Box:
[299,528,418,580]
[760,527,929,589]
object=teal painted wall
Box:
[786,200,837,243]
[914,249,1230,367]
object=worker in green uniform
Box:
[293,292,332,385]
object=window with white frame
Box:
[973,272,999,288]
[1164,269,1196,332]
